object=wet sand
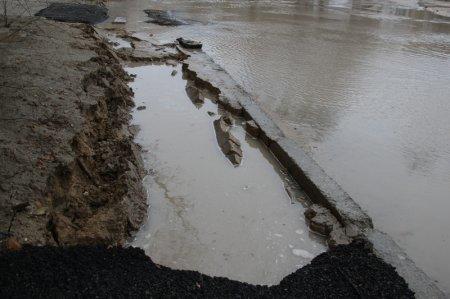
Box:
[129,64,325,285]
[104,0,450,292]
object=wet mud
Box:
[0,19,146,246]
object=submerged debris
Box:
[144,9,187,26]
[213,116,243,166]
[35,3,108,24]
[245,120,260,137]
[113,17,127,24]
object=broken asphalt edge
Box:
[176,46,445,299]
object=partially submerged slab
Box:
[144,9,187,26]
[213,116,243,166]
[35,3,108,25]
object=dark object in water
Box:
[143,9,187,26]
[176,37,202,49]
[35,3,108,25]
[0,240,414,297]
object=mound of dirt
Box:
[0,241,413,298]
[35,3,108,24]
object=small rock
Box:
[245,120,260,137]
[5,237,22,251]
[207,111,215,116]
[137,106,146,111]
[166,59,177,67]
[304,204,339,236]
[327,227,351,248]
[113,17,127,24]
[171,70,177,76]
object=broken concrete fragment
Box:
[177,37,202,49]
[144,9,187,26]
[328,227,351,248]
[166,59,177,67]
[218,95,243,115]
[228,153,242,165]
[185,83,204,104]
[221,115,233,126]
[245,120,260,137]
[304,204,339,236]
[113,17,127,24]
[213,116,243,166]
[221,139,242,157]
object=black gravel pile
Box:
[35,3,108,25]
[0,240,413,298]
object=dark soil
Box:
[35,3,108,24]
[0,240,414,298]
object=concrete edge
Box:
[366,229,446,298]
[180,48,372,232]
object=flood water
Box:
[129,64,325,285]
[106,0,450,292]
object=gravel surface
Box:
[0,240,414,298]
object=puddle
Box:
[128,64,325,285]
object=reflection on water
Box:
[105,0,450,293]
[129,65,325,285]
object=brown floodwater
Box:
[128,64,325,285]
[105,0,450,292]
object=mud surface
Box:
[0,18,146,246]
[35,3,108,24]
[0,241,413,298]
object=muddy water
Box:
[106,0,450,292]
[128,65,325,285]
[109,0,450,291]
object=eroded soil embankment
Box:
[0,18,146,246]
